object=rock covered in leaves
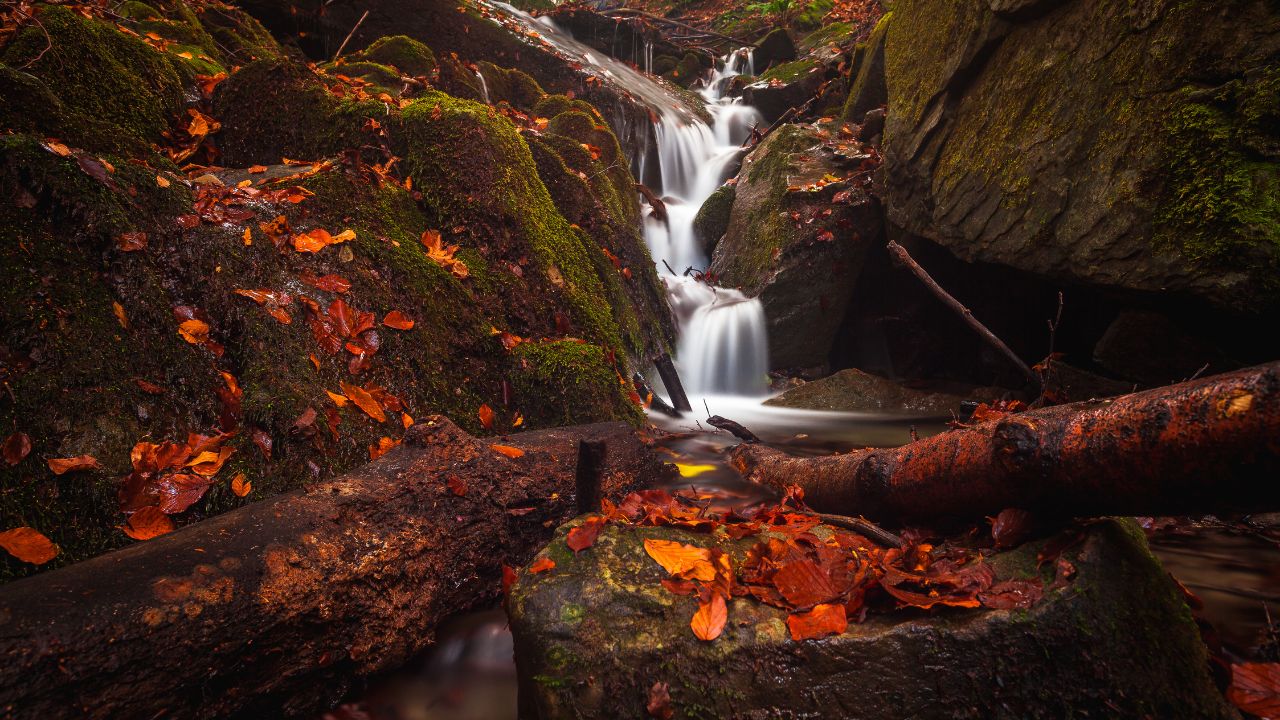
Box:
[710,121,882,372]
[510,495,1232,719]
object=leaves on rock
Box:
[0,527,59,565]
[566,516,606,552]
[644,539,715,582]
[382,311,414,330]
[490,444,525,458]
[340,381,386,422]
[529,556,555,574]
[787,603,847,641]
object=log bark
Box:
[731,362,1280,525]
[0,417,669,720]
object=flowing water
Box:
[329,9,1280,718]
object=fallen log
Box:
[0,417,669,719]
[731,362,1280,525]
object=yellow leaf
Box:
[676,463,716,478]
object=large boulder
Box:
[763,367,1005,414]
[880,0,1280,313]
[741,59,827,123]
[710,123,881,372]
[840,10,889,122]
[510,517,1234,719]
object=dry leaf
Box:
[529,556,555,574]
[0,527,59,564]
[382,311,414,330]
[490,444,525,458]
[478,403,495,430]
[787,603,848,641]
[566,516,606,552]
[341,381,386,422]
[644,539,715,581]
[47,455,102,475]
[231,472,252,497]
[691,592,727,641]
[123,506,175,541]
[3,432,32,466]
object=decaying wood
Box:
[706,415,760,444]
[654,352,693,413]
[0,417,669,720]
[633,372,680,417]
[576,439,606,514]
[887,240,1040,389]
[732,362,1280,525]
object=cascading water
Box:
[493,2,769,398]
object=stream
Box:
[329,9,1280,720]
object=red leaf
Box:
[478,403,495,430]
[3,432,32,466]
[566,516,606,552]
[299,270,351,294]
[992,508,1033,549]
[529,556,555,574]
[0,527,59,564]
[502,564,519,595]
[446,475,467,496]
[156,473,215,514]
[250,427,273,460]
[978,579,1044,610]
[772,558,841,608]
[116,231,148,251]
[382,311,414,330]
[47,455,102,475]
[1230,663,1280,719]
[646,682,673,720]
[787,603,847,641]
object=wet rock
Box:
[510,518,1233,719]
[858,106,886,144]
[741,61,826,123]
[880,0,1280,313]
[1092,310,1229,386]
[763,367,1005,414]
[1038,360,1133,403]
[710,123,881,371]
[752,27,797,71]
[691,183,735,258]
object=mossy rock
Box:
[1,4,186,156]
[753,27,797,71]
[321,59,403,96]
[799,21,853,53]
[475,60,545,112]
[510,518,1234,719]
[213,58,384,166]
[880,0,1280,312]
[763,367,1003,413]
[841,10,889,122]
[692,183,735,258]
[710,123,880,370]
[513,341,642,427]
[348,35,437,76]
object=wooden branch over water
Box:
[731,362,1280,525]
[602,8,755,48]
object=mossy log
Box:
[733,362,1280,525]
[0,417,669,719]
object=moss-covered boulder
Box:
[753,27,797,71]
[710,123,881,371]
[510,518,1234,719]
[692,183,735,258]
[881,0,1280,313]
[763,367,1004,414]
[347,34,437,77]
[741,59,827,123]
[841,10,889,122]
[475,61,545,112]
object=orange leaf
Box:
[341,381,386,422]
[644,539,715,581]
[47,455,102,475]
[177,318,210,345]
[0,527,59,565]
[478,403,495,430]
[112,301,129,329]
[187,446,234,477]
[490,444,525,458]
[231,472,252,497]
[787,603,848,641]
[248,165,267,174]
[123,506,175,541]
[691,592,727,641]
[529,557,555,574]
[326,390,349,406]
[1230,663,1280,719]
[401,412,414,429]
[566,516,606,552]
[292,228,355,253]
[3,432,32,466]
[382,311,414,330]
[421,230,469,279]
[369,436,399,460]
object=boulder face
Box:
[710,122,882,371]
[880,0,1280,313]
[509,518,1234,719]
[763,367,1004,414]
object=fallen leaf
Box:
[478,403,495,430]
[135,379,167,395]
[566,516,606,552]
[646,682,674,720]
[156,174,172,188]
[490,444,525,458]
[123,506,175,540]
[250,427,272,460]
[248,165,267,174]
[1230,662,1280,719]
[691,591,727,641]
[369,436,399,460]
[341,381,386,422]
[325,390,349,407]
[116,231,148,251]
[382,311,414,330]
[992,508,1033,549]
[421,229,469,279]
[529,556,555,574]
[292,228,356,253]
[231,472,252,497]
[47,455,102,475]
[644,539,715,581]
[299,271,351,294]
[787,603,847,641]
[675,463,716,478]
[43,140,71,156]
[112,301,129,329]
[177,318,210,345]
[0,527,59,564]
[156,473,215,513]
[502,564,519,595]
[4,432,32,466]
[447,475,467,496]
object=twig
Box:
[9,3,52,70]
[887,240,1040,390]
[332,9,369,62]
[574,439,606,514]
[706,415,760,444]
[815,513,904,548]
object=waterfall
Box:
[489,4,770,397]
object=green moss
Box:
[760,59,818,84]
[2,5,185,156]
[1156,77,1280,266]
[799,21,852,52]
[792,0,835,33]
[693,183,736,254]
[475,61,545,112]
[350,35,437,77]
[513,341,641,427]
[322,59,402,95]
